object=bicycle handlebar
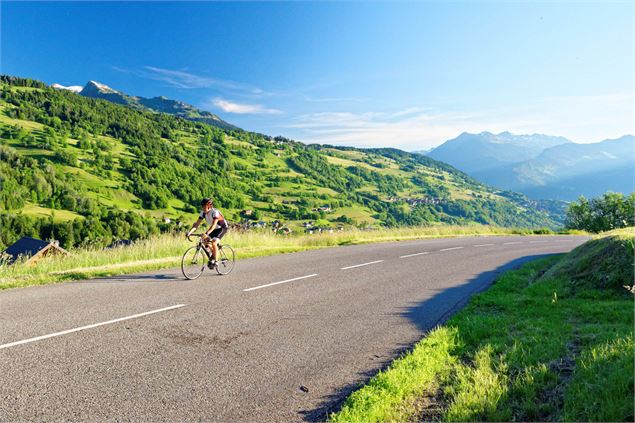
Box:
[186,232,206,242]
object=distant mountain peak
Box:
[83,80,120,94]
[426,131,574,174]
[47,79,238,130]
[73,80,238,130]
[425,131,633,200]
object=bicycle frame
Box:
[188,233,222,259]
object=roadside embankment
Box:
[330,228,634,422]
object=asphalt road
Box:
[0,235,588,422]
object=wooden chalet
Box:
[2,237,70,265]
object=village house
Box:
[1,237,70,265]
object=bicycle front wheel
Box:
[216,244,235,275]
[181,245,206,280]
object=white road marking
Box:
[0,304,186,350]
[529,240,549,243]
[400,252,429,258]
[341,260,384,270]
[440,247,464,252]
[473,243,495,247]
[243,274,318,292]
[503,242,523,245]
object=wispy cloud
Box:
[212,97,282,115]
[113,65,264,95]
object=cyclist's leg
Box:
[210,227,227,261]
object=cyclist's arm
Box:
[187,217,204,236]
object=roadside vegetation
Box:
[330,228,634,422]
[0,224,571,290]
[565,192,634,233]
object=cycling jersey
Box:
[199,208,228,229]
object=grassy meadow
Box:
[330,228,634,422]
[0,224,570,290]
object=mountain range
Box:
[426,132,634,201]
[53,80,237,130]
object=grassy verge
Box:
[0,224,577,290]
[330,228,634,422]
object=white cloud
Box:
[212,98,282,115]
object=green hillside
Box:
[0,75,559,250]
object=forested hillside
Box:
[0,75,559,250]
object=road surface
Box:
[0,235,587,421]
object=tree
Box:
[565,192,635,232]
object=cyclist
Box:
[186,198,228,268]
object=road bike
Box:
[181,233,235,280]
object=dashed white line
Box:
[400,252,429,259]
[440,247,464,252]
[341,260,384,270]
[473,243,495,247]
[243,274,318,292]
[503,242,523,245]
[529,240,549,243]
[0,304,186,350]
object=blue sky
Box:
[2,1,633,150]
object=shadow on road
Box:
[300,253,558,422]
[94,273,182,282]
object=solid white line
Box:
[0,304,186,350]
[440,247,464,252]
[503,242,523,245]
[400,252,429,259]
[341,260,384,270]
[473,244,495,247]
[243,274,318,292]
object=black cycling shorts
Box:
[210,227,227,241]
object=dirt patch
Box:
[409,387,447,422]
[159,325,249,348]
[535,331,582,421]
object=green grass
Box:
[330,228,634,422]
[20,203,85,221]
[326,206,378,224]
[0,224,572,290]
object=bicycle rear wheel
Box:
[216,244,235,275]
[181,245,206,280]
